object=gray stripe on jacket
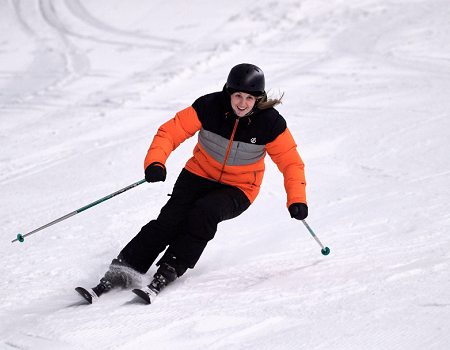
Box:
[198,128,266,166]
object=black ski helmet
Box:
[226,63,265,97]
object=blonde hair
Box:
[257,91,284,109]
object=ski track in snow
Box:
[1,0,450,349]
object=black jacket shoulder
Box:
[192,91,226,123]
[251,107,287,144]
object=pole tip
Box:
[321,247,330,255]
[17,234,24,242]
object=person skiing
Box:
[77,63,308,303]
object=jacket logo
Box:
[250,138,256,144]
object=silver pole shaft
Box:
[302,219,326,250]
[12,179,146,243]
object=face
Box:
[230,92,256,117]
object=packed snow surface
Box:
[1,0,449,349]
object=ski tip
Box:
[75,287,96,304]
[132,288,153,304]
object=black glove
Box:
[288,203,308,220]
[145,162,167,183]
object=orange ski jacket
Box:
[144,89,306,208]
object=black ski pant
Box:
[119,169,251,276]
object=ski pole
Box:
[302,219,330,255]
[12,179,147,243]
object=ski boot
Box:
[76,258,139,304]
[132,263,178,304]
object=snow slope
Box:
[1,0,449,349]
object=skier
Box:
[78,63,308,303]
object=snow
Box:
[1,0,449,349]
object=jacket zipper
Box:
[218,118,239,183]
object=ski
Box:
[75,286,159,305]
[132,286,158,304]
[76,271,168,304]
[75,287,99,304]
